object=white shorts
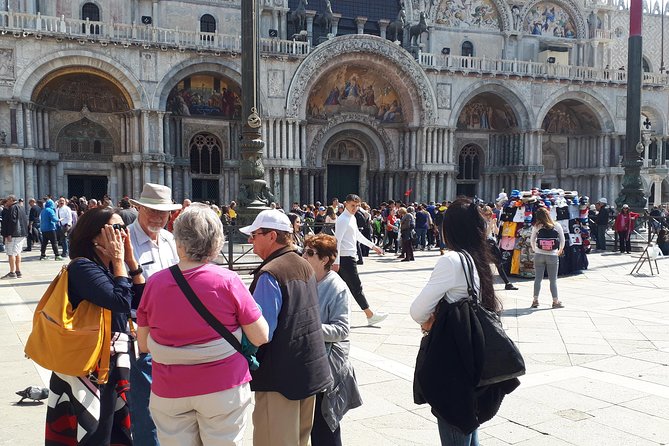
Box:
[5,237,26,256]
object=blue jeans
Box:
[416,228,428,249]
[437,417,479,446]
[129,353,159,445]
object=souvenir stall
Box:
[497,189,590,278]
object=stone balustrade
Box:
[0,10,307,57]
[418,51,669,86]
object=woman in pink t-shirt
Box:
[137,204,269,446]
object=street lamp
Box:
[237,0,272,222]
[661,1,666,72]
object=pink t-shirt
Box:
[137,263,261,398]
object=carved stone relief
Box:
[0,49,14,80]
[436,83,451,109]
[268,69,285,98]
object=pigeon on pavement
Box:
[16,386,49,403]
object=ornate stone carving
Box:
[0,49,14,80]
[285,35,437,125]
[518,0,588,39]
[307,112,396,168]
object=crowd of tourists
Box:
[3,184,668,445]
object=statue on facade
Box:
[0,130,6,147]
[387,7,406,42]
[289,0,308,33]
[319,0,334,36]
[512,5,521,31]
[409,11,428,47]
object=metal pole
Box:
[237,0,271,222]
[662,3,666,72]
[617,0,647,212]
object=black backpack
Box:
[536,227,559,251]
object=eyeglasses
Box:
[142,206,170,216]
[249,230,271,240]
[304,248,318,257]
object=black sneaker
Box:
[1,272,17,279]
[505,283,519,290]
[15,271,22,278]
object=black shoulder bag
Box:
[168,265,259,370]
[457,252,526,387]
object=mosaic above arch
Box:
[167,74,241,119]
[34,72,130,113]
[434,0,500,30]
[456,93,518,130]
[307,66,405,124]
[524,2,577,38]
[542,100,601,134]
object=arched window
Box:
[82,3,101,34]
[200,14,216,33]
[642,57,651,72]
[93,140,102,154]
[461,41,474,57]
[457,145,481,180]
[189,133,222,175]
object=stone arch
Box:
[308,113,394,170]
[154,60,242,111]
[536,90,615,133]
[13,50,145,108]
[449,82,533,130]
[286,35,437,126]
[519,0,588,39]
[431,0,513,32]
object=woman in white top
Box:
[410,198,502,446]
[529,206,566,309]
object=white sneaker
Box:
[367,312,388,326]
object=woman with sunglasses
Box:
[45,208,144,445]
[288,212,305,254]
[302,234,362,446]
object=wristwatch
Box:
[128,266,143,277]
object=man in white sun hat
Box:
[240,209,332,446]
[127,183,182,446]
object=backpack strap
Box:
[168,265,244,355]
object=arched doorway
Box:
[541,99,602,194]
[34,69,131,199]
[456,144,483,197]
[326,139,365,201]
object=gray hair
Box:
[173,203,225,262]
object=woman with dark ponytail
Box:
[410,197,502,445]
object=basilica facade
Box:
[0,0,668,207]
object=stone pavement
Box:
[2,247,669,445]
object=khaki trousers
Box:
[252,391,316,446]
[149,383,251,446]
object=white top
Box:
[57,205,72,226]
[410,250,480,325]
[333,210,376,265]
[530,224,566,256]
[128,220,179,280]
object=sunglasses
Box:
[249,230,271,239]
[112,223,127,231]
[304,248,318,257]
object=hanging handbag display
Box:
[25,263,112,383]
[168,265,260,370]
[457,252,526,387]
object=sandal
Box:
[552,301,564,309]
[530,299,539,308]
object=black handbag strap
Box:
[456,251,480,308]
[168,265,244,355]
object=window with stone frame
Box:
[57,118,113,158]
[200,14,216,42]
[457,145,482,180]
[81,3,101,34]
[189,133,222,175]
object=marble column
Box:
[133,111,141,153]
[23,159,34,202]
[654,177,662,205]
[49,162,57,196]
[355,16,367,34]
[157,111,166,153]
[280,119,287,159]
[293,169,300,203]
[165,165,172,189]
[8,101,17,145]
[36,109,43,149]
[133,163,142,196]
[306,10,316,45]
[287,120,294,159]
[378,19,389,39]
[282,168,290,209]
[15,103,24,148]
[141,110,150,154]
